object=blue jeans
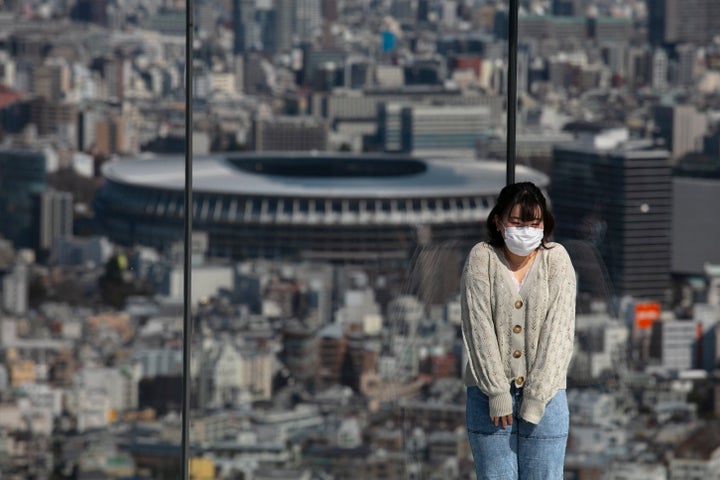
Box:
[466,386,569,480]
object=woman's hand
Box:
[491,414,513,428]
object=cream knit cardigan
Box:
[461,241,576,424]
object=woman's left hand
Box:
[491,414,513,428]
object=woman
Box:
[461,182,576,479]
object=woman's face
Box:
[498,204,544,230]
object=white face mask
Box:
[502,226,544,257]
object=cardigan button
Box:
[513,349,522,358]
[513,325,522,334]
[514,300,523,309]
[516,376,525,386]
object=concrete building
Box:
[649,319,699,371]
[652,48,669,90]
[669,423,720,479]
[672,176,720,275]
[0,148,46,249]
[647,0,720,47]
[295,0,322,43]
[202,340,274,406]
[552,127,672,301]
[52,235,113,267]
[134,349,183,378]
[252,116,328,151]
[378,103,492,155]
[36,189,73,257]
[2,263,28,315]
[653,104,708,162]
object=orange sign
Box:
[635,301,661,329]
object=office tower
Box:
[493,9,508,40]
[252,116,328,151]
[302,48,346,89]
[552,127,672,301]
[0,149,47,249]
[322,0,338,22]
[196,0,218,38]
[592,18,633,45]
[32,61,70,102]
[36,189,73,256]
[652,104,707,162]
[671,168,720,276]
[377,103,491,154]
[651,47,668,90]
[647,0,665,47]
[275,0,294,52]
[295,0,322,43]
[649,319,698,371]
[625,46,652,89]
[674,43,696,87]
[3,264,28,315]
[255,6,276,52]
[647,0,720,47]
[233,0,254,55]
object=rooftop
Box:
[102,152,548,199]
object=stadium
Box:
[93,152,548,264]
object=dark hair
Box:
[486,182,555,248]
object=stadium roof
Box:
[103,152,548,199]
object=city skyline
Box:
[1,0,720,479]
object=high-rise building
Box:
[36,189,73,256]
[275,0,294,52]
[0,149,47,249]
[651,47,669,90]
[322,0,338,22]
[295,0,322,43]
[417,0,430,22]
[647,0,720,47]
[232,0,253,55]
[652,104,708,162]
[671,170,720,276]
[32,61,70,102]
[552,127,672,301]
[649,319,699,371]
[2,263,28,315]
[674,43,697,87]
[255,6,276,52]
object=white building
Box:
[203,339,274,407]
[53,236,113,267]
[74,366,140,415]
[2,263,28,315]
[567,389,616,427]
[163,264,234,306]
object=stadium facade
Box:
[93,152,548,264]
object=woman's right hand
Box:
[491,414,513,428]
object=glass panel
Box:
[517,2,719,479]
[1,4,190,478]
[7,1,709,479]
